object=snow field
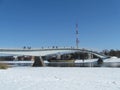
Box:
[0,67,120,90]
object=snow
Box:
[104,58,120,63]
[75,59,98,63]
[0,67,120,90]
[110,56,118,59]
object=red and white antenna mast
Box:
[76,23,79,49]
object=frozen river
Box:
[1,58,120,67]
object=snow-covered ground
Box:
[0,67,120,90]
[104,57,120,62]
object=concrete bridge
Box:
[0,48,108,67]
[0,48,106,58]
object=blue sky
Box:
[0,0,120,50]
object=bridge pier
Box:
[88,53,93,59]
[32,56,45,67]
[13,56,18,60]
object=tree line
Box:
[101,49,120,58]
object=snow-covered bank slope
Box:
[0,67,120,90]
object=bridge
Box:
[0,48,108,67]
[0,48,106,58]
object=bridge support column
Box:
[32,56,45,67]
[13,56,18,61]
[88,53,93,59]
